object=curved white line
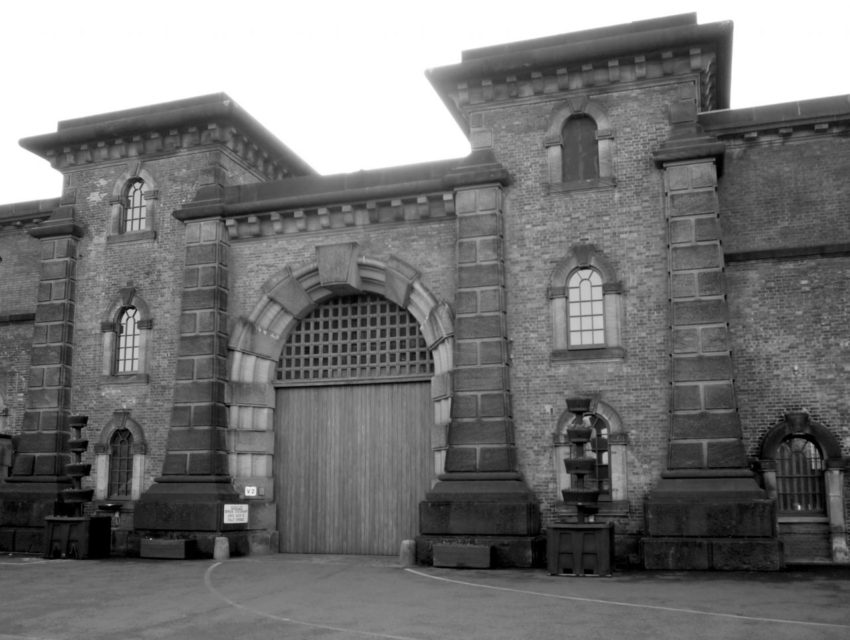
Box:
[404,568,850,631]
[203,562,423,640]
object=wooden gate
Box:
[274,295,433,555]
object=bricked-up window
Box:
[277,294,432,384]
[121,178,146,233]
[776,436,826,514]
[108,429,133,498]
[562,115,599,183]
[115,307,141,373]
[568,268,604,347]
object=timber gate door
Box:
[275,294,433,555]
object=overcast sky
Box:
[2,0,848,204]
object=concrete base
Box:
[416,534,545,568]
[433,543,492,568]
[641,472,783,570]
[642,537,784,571]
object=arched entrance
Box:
[276,294,433,554]
[759,412,849,564]
[227,245,455,555]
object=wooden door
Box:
[276,382,432,555]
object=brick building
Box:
[1,14,848,569]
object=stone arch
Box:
[759,411,843,465]
[757,411,849,564]
[227,243,454,481]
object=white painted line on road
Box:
[405,568,850,631]
[204,562,423,640]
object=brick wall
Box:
[479,82,683,532]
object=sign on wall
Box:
[223,504,249,524]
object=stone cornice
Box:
[0,198,60,231]
[700,95,850,142]
[428,16,732,135]
[223,192,456,240]
[19,93,315,181]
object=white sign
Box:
[223,504,249,524]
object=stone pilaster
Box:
[418,160,542,567]
[642,110,782,569]
[0,203,82,552]
[135,216,242,551]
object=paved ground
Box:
[1,553,849,640]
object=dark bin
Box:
[547,523,614,576]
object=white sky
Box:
[1,0,848,204]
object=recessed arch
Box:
[227,244,454,474]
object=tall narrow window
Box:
[122,178,146,233]
[116,307,140,373]
[562,115,599,183]
[776,436,826,514]
[568,268,604,347]
[587,413,610,496]
[108,429,133,499]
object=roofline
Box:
[19,93,316,176]
[427,17,733,136]
[700,94,850,134]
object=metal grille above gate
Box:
[276,294,433,385]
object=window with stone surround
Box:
[553,399,629,515]
[100,287,151,383]
[94,411,147,503]
[544,98,615,192]
[108,170,158,242]
[549,245,624,361]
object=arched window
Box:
[562,115,599,183]
[108,171,157,241]
[121,178,147,233]
[567,268,604,347]
[115,307,141,373]
[94,411,147,503]
[108,429,134,499]
[101,287,151,382]
[549,245,624,361]
[776,436,826,514]
[544,99,615,192]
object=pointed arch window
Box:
[108,172,157,242]
[101,287,151,383]
[116,306,141,374]
[108,429,134,499]
[121,178,147,233]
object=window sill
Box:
[554,499,629,518]
[107,230,156,244]
[551,346,625,362]
[545,177,616,194]
[101,374,149,385]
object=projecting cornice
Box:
[19,93,315,181]
[700,94,850,141]
[427,14,732,137]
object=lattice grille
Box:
[277,295,432,384]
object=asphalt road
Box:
[1,553,849,640]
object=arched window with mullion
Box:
[108,428,133,499]
[776,436,826,514]
[121,178,146,233]
[115,306,141,373]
